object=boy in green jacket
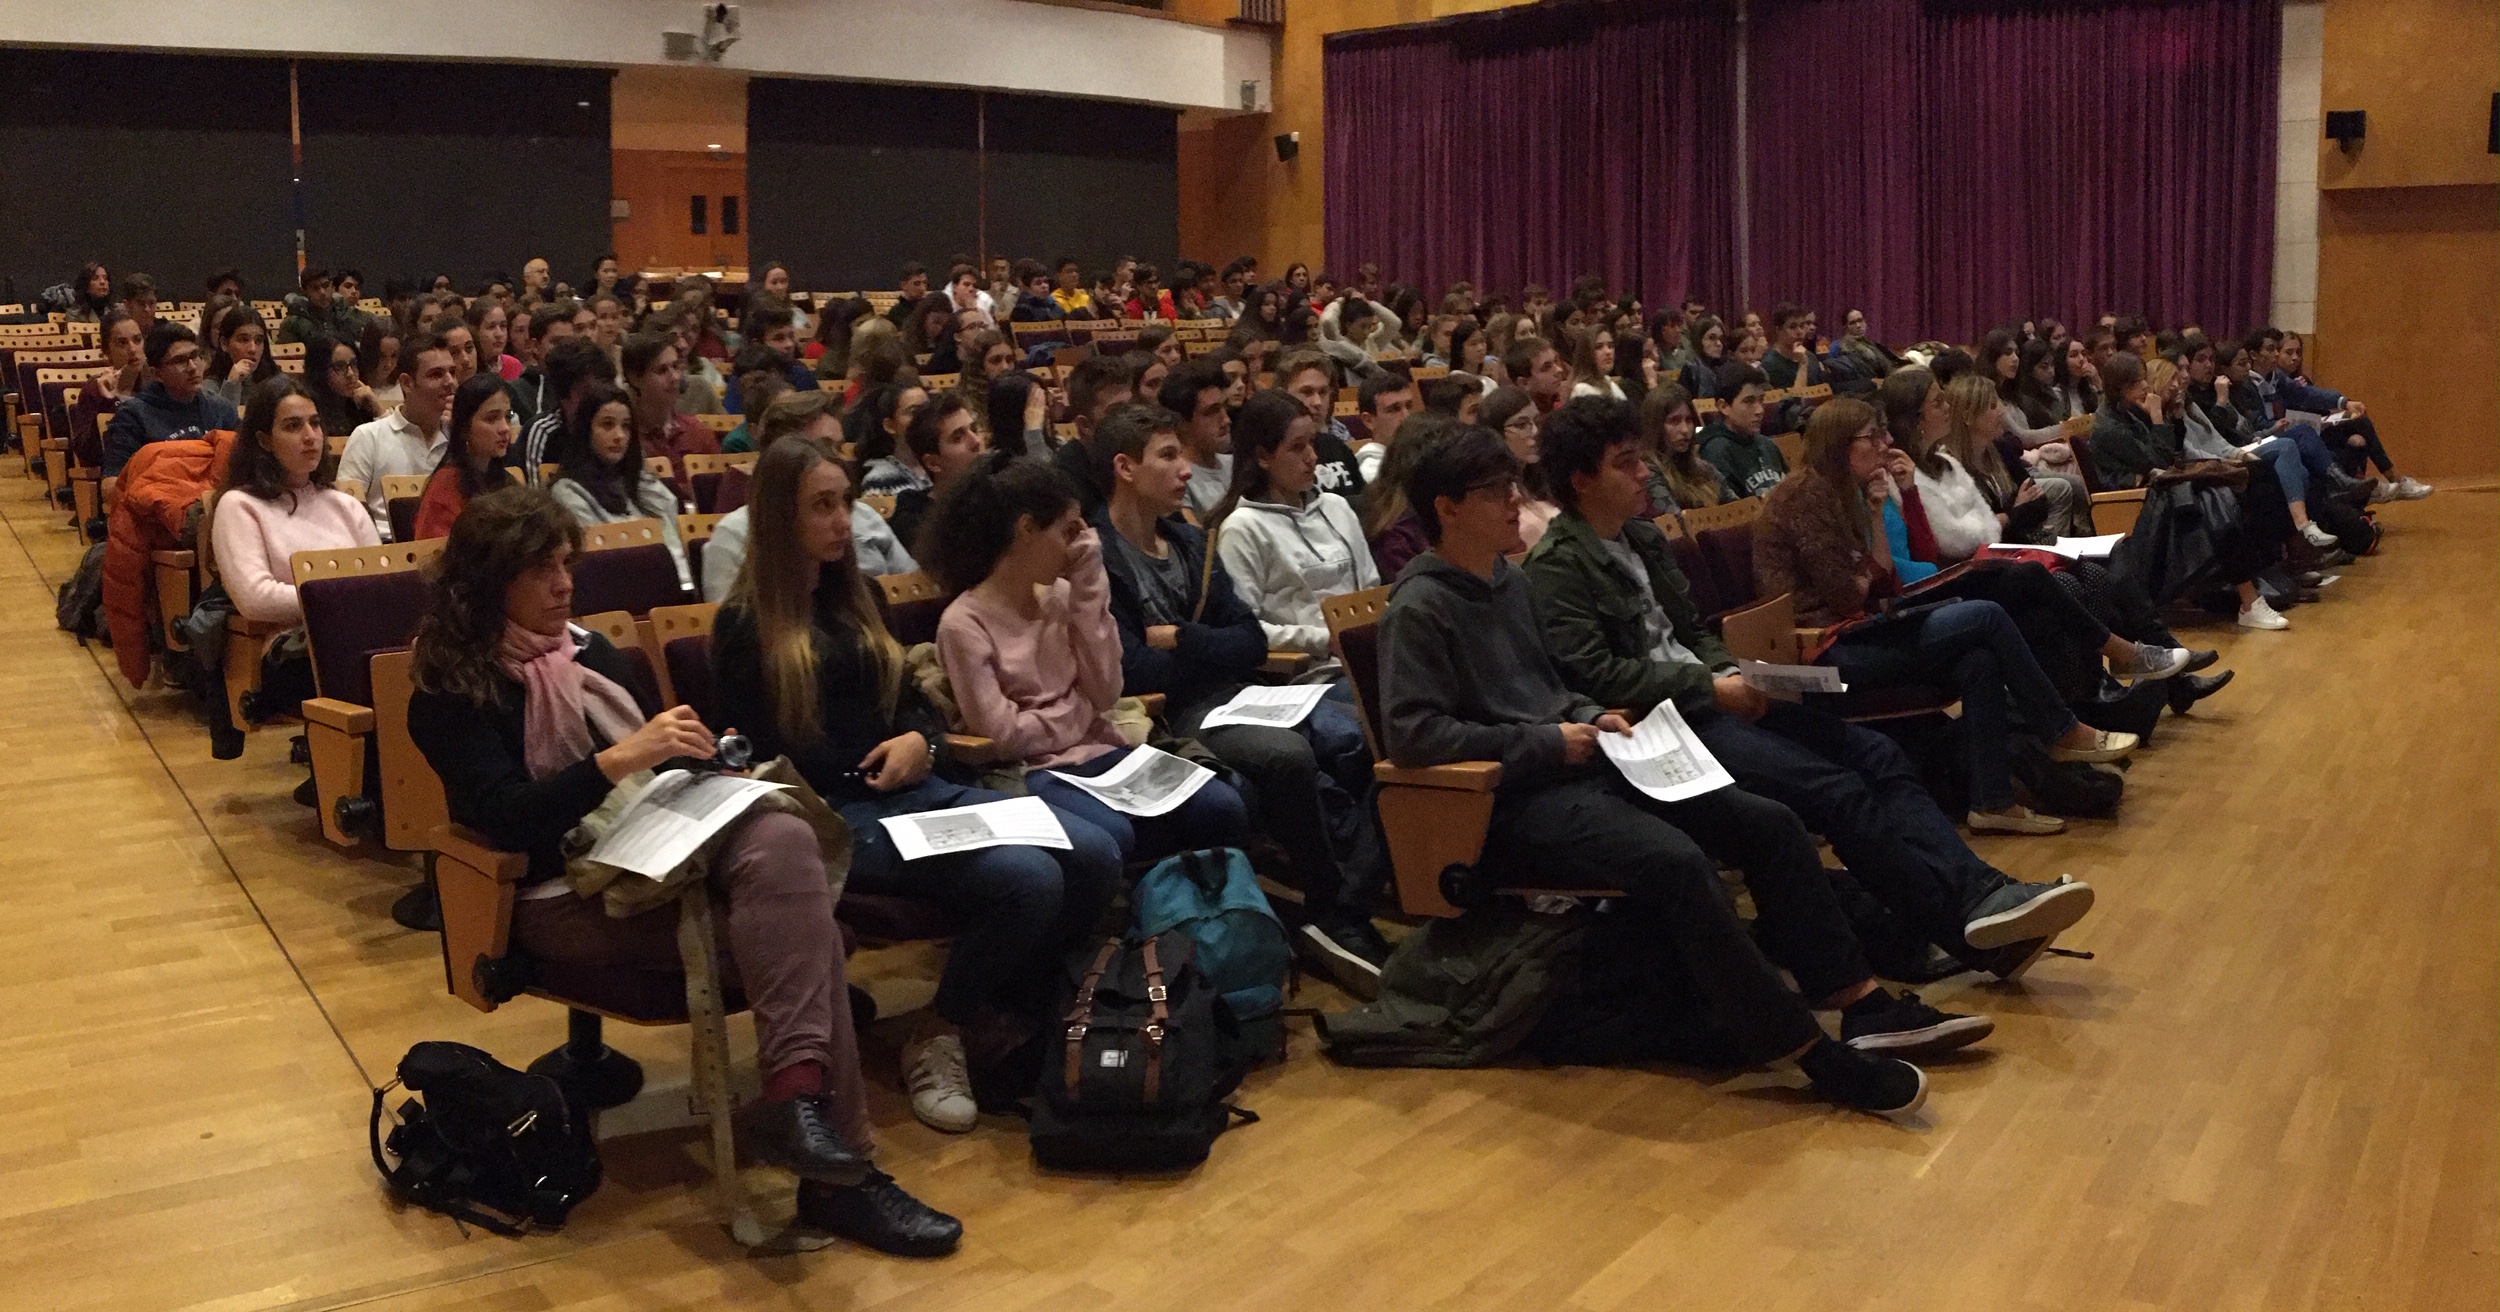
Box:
[1697,363,1787,497]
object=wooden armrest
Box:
[1374,760,1503,791]
[149,549,196,569]
[301,697,375,735]
[41,438,65,452]
[70,468,95,482]
[1262,650,1312,675]
[944,733,1005,765]
[2089,488,2146,503]
[429,824,530,885]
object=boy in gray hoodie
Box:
[1376,425,1986,1118]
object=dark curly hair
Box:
[410,486,584,705]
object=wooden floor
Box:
[0,466,2490,1312]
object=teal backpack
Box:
[1130,848,1293,1067]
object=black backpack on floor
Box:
[370,1042,602,1235]
[1029,931,1257,1174]
[2008,736,2125,818]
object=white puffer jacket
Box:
[1910,452,2001,563]
[1211,490,1381,670]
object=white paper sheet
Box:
[1039,746,1216,817]
[880,796,1072,861]
[1736,659,1848,701]
[1196,682,1332,730]
[2039,533,2125,559]
[587,771,794,878]
[1601,702,1736,803]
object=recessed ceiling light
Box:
[707,142,723,149]
[577,100,591,108]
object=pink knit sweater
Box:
[211,486,381,624]
[935,530,1129,768]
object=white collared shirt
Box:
[337,405,448,539]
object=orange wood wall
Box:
[611,149,749,273]
[2313,0,2497,480]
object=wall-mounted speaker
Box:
[2487,92,2496,155]
[1274,131,1299,162]
[2325,110,2366,151]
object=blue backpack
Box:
[1130,848,1293,1067]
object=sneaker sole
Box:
[1967,812,2066,835]
[1965,880,2096,950]
[2047,743,2134,764]
[907,1099,979,1134]
[2236,616,2290,630]
[1297,923,1383,1002]
[1846,1013,1995,1058]
[1986,932,2060,982]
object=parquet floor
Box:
[0,464,2488,1311]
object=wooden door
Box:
[612,151,747,273]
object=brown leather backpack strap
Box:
[1139,937,1170,1106]
[1064,940,1120,1101]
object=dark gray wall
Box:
[0,49,296,302]
[297,62,612,295]
[747,78,1177,291]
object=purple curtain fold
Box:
[1326,0,2279,345]
[1324,1,1739,309]
[1750,0,2279,343]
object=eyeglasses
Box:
[1502,413,1538,432]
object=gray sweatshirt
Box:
[1378,551,1603,790]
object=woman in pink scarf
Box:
[406,486,961,1259]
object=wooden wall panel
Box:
[2313,185,2497,481]
[2318,0,2497,191]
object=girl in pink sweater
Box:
[927,452,1245,861]
[204,377,380,758]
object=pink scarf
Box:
[498,622,649,780]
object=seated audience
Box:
[2088,352,2292,630]
[1050,353,1137,513]
[985,371,1052,461]
[1505,335,1569,413]
[1757,400,2140,835]
[2273,329,2429,498]
[1525,396,2098,978]
[719,344,791,455]
[1380,424,1990,1117]
[856,381,934,498]
[1363,411,1462,580]
[304,331,383,437]
[621,331,715,487]
[1675,315,1729,399]
[1159,359,1234,520]
[204,305,281,409]
[926,451,1249,863]
[338,328,458,537]
[1274,349,1368,498]
[204,376,381,758]
[517,336,615,483]
[1699,363,1787,498]
[547,380,693,589]
[889,392,988,551]
[1639,381,1729,514]
[68,309,144,470]
[713,435,1118,1133]
[407,486,960,1256]
[701,392,914,602]
[1208,388,1382,679]
[103,322,242,479]
[1566,326,1626,401]
[2205,338,2368,547]
[1481,387,1560,551]
[414,373,519,540]
[465,295,522,383]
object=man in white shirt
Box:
[338,328,458,538]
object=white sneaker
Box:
[2299,521,2339,548]
[2237,596,2290,630]
[2393,476,2434,499]
[904,1033,979,1133]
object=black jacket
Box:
[408,632,658,885]
[711,586,949,805]
[1091,512,1268,711]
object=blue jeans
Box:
[1820,599,2078,812]
[1026,746,1251,866]
[839,777,1123,1024]
[2250,421,2337,507]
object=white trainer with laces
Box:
[2237,596,2291,630]
[904,1033,979,1133]
[2299,520,2339,548]
[2393,475,2433,499]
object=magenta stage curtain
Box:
[1323,1,1739,308]
[1750,0,2280,343]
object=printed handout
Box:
[1039,746,1216,817]
[1196,682,1332,730]
[1601,702,1736,803]
[588,771,794,878]
[1735,659,1848,701]
[881,796,1073,861]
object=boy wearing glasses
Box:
[102,323,239,479]
[1376,425,1985,1118]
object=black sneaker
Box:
[1796,1037,1928,1119]
[795,1171,963,1258]
[209,724,245,761]
[732,1094,871,1186]
[1296,920,1385,1001]
[2181,648,2221,674]
[1962,935,2060,982]
[1963,877,2096,950]
[1840,988,1993,1057]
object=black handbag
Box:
[370,1042,601,1235]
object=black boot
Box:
[732,1095,871,1185]
[796,1172,963,1257]
[2167,670,2234,713]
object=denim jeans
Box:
[1821,598,2079,811]
[841,777,1125,1025]
[1026,746,1252,866]
[2250,421,2339,506]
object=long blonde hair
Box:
[728,434,903,744]
[1938,372,2013,501]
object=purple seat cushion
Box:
[1697,526,1757,612]
[571,543,687,616]
[1669,535,1724,618]
[301,570,430,706]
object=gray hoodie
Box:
[1378,551,1603,791]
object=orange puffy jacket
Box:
[102,433,236,686]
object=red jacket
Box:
[103,432,236,686]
